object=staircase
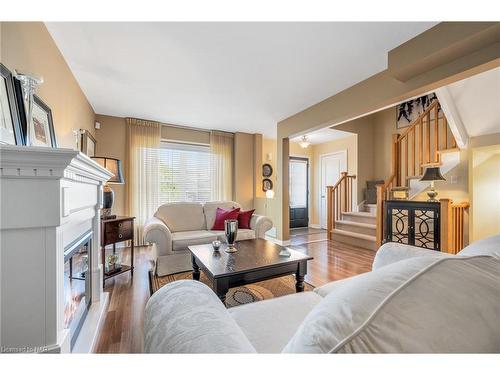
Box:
[331,205,377,250]
[326,98,469,252]
[326,173,377,250]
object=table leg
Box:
[192,255,200,281]
[295,261,307,292]
[69,257,73,279]
[214,278,229,305]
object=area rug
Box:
[149,270,314,308]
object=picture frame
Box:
[396,93,437,129]
[81,129,97,157]
[14,79,57,148]
[262,178,273,192]
[262,163,273,177]
[0,63,24,145]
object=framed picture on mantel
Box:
[0,63,24,145]
[81,129,97,157]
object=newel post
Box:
[376,185,385,248]
[439,198,452,253]
[392,134,400,186]
[326,185,333,240]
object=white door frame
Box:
[319,150,348,229]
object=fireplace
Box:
[0,145,113,353]
[64,231,92,349]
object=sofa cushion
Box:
[238,209,255,229]
[203,201,241,230]
[171,230,217,251]
[210,229,256,242]
[458,234,500,259]
[155,203,206,232]
[284,256,500,353]
[229,291,322,353]
[211,207,240,230]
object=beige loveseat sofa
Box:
[143,201,273,276]
[144,235,500,353]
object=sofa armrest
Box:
[372,242,452,270]
[144,280,256,353]
[143,217,173,257]
[250,214,273,238]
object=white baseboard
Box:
[265,235,291,246]
[309,223,321,229]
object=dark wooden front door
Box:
[289,157,309,228]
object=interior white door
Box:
[320,152,346,229]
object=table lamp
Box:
[420,166,445,202]
[91,156,124,219]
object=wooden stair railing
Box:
[440,199,470,254]
[393,100,456,187]
[376,99,459,247]
[326,172,356,240]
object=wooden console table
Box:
[101,216,135,286]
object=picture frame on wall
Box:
[81,129,96,157]
[0,63,24,145]
[14,78,58,148]
[396,93,437,129]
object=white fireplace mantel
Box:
[0,145,113,353]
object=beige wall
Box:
[1,22,95,148]
[470,146,500,241]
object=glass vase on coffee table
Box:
[224,219,238,253]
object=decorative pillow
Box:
[238,209,255,229]
[212,207,240,230]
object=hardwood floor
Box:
[290,227,328,245]
[94,239,375,353]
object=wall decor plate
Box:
[0,63,24,145]
[262,178,273,192]
[262,163,273,177]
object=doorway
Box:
[289,157,309,228]
[319,150,347,229]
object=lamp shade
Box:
[92,156,124,184]
[420,167,445,182]
[265,189,275,199]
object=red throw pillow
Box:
[238,209,255,229]
[212,207,241,230]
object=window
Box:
[159,142,211,203]
[289,158,308,208]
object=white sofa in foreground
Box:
[143,201,273,276]
[144,235,500,353]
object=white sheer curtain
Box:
[125,118,161,245]
[210,131,234,201]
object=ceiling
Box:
[46,22,437,137]
[445,66,500,138]
[290,127,353,145]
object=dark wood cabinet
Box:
[385,200,440,251]
[101,216,135,286]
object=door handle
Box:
[321,195,325,198]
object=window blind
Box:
[159,142,212,204]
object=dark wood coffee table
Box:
[188,238,313,303]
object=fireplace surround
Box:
[0,145,113,353]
